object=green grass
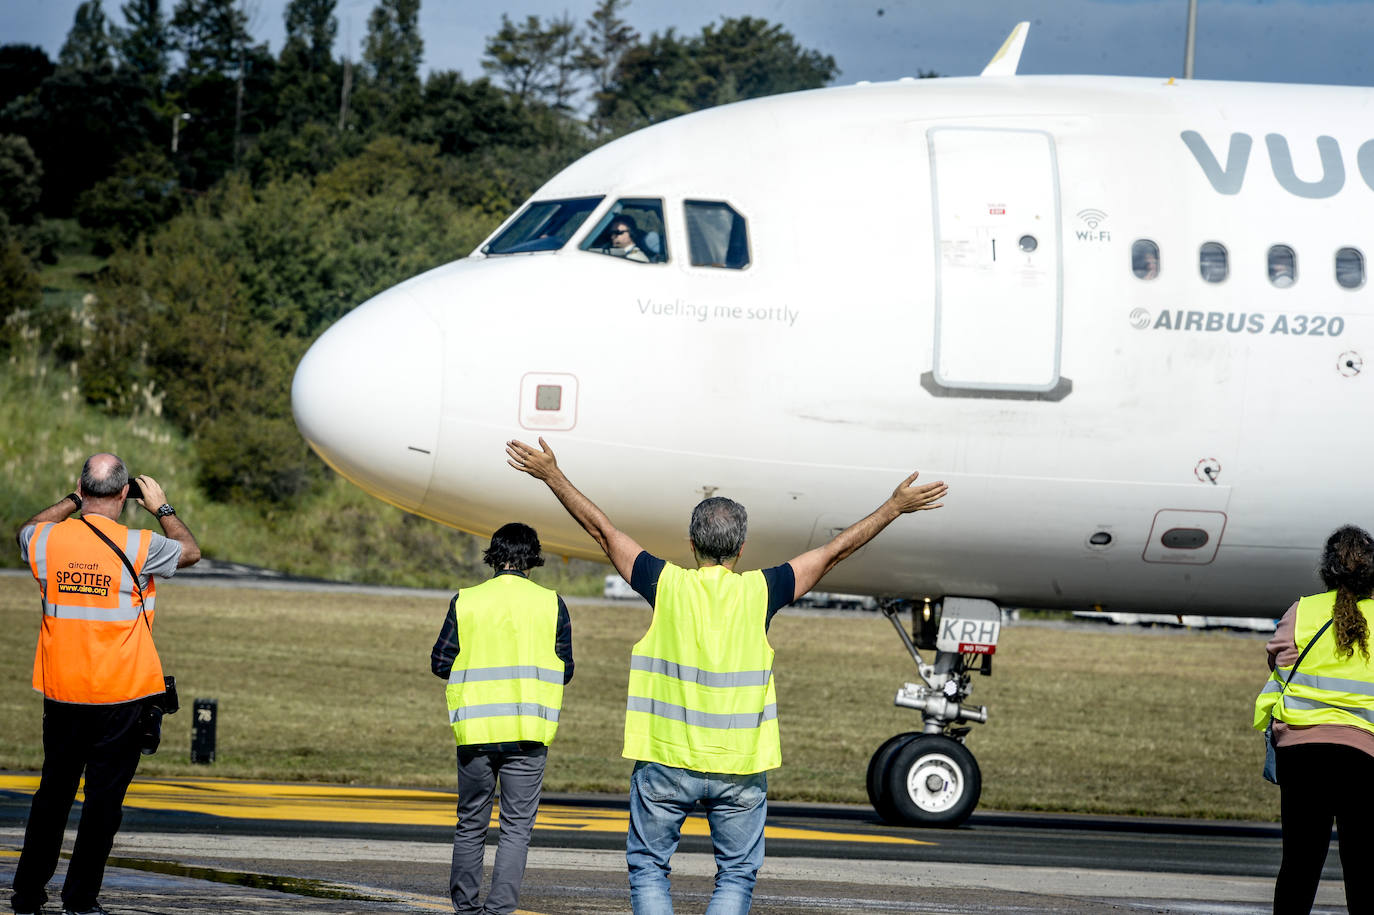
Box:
[0,576,1280,821]
[0,343,604,595]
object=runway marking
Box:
[0,776,929,847]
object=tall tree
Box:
[575,0,637,132]
[283,0,337,72]
[114,0,170,95]
[168,0,267,184]
[170,0,249,79]
[693,17,837,104]
[0,135,44,231]
[275,0,341,128]
[598,16,837,130]
[0,65,156,215]
[482,13,579,109]
[0,45,55,111]
[57,1,115,72]
[362,0,422,101]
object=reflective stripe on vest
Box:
[448,665,565,685]
[623,562,782,775]
[32,523,158,620]
[450,702,561,723]
[28,517,164,704]
[1254,591,1374,735]
[445,575,564,746]
[626,696,778,730]
[629,655,774,689]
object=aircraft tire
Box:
[886,735,981,828]
[865,731,922,824]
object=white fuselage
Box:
[292,75,1374,615]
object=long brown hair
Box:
[1318,525,1374,660]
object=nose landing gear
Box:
[866,598,999,828]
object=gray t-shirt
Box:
[20,519,182,590]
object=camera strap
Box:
[79,517,152,634]
[1278,618,1332,695]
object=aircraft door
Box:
[928,127,1063,395]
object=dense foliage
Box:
[0,0,839,579]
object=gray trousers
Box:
[451,744,548,915]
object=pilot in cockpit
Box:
[600,216,651,263]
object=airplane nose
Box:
[292,286,441,511]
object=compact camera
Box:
[126,477,142,500]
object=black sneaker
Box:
[61,906,108,915]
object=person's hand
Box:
[889,472,947,514]
[506,437,562,483]
[134,475,169,513]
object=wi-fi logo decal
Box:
[1077,208,1108,229]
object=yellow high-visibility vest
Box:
[446,574,564,746]
[28,516,164,704]
[1254,590,1374,734]
[623,562,781,774]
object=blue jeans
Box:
[626,761,768,915]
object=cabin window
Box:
[1336,247,1365,289]
[1267,245,1296,288]
[685,200,750,269]
[1198,242,1228,283]
[580,198,667,264]
[483,197,603,255]
[1131,239,1160,280]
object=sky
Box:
[4,0,1373,89]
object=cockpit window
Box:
[483,197,602,255]
[580,198,667,264]
[685,200,750,269]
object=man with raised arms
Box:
[506,437,946,915]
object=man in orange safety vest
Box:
[10,453,200,915]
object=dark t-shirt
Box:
[629,551,795,628]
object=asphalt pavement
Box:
[0,777,1353,915]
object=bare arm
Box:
[17,496,80,548]
[506,438,644,582]
[787,471,947,602]
[133,475,201,568]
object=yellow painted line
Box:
[0,775,928,846]
[0,850,20,858]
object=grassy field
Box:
[0,340,603,595]
[0,575,1281,821]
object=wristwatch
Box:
[156,503,176,517]
[66,492,82,511]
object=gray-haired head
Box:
[79,453,129,498]
[689,497,748,564]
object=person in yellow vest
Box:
[506,437,946,915]
[11,454,200,915]
[431,522,574,915]
[1254,525,1374,914]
